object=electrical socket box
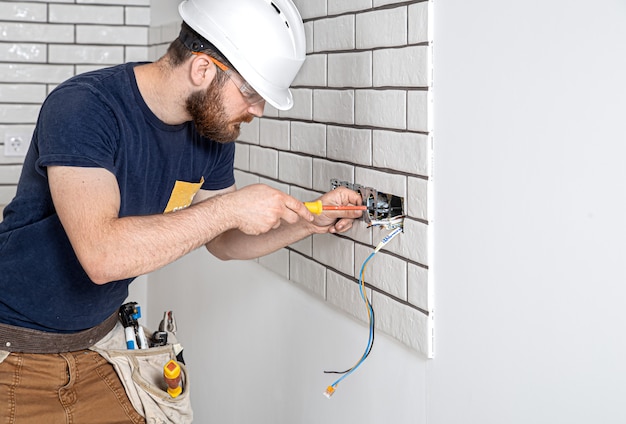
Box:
[4,132,30,157]
[330,179,404,229]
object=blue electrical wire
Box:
[323,227,403,397]
[327,251,377,389]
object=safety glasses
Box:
[197,53,264,106]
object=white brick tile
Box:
[125,46,149,62]
[258,177,290,194]
[258,248,289,280]
[373,218,428,265]
[293,54,326,87]
[407,176,428,221]
[289,252,326,299]
[373,46,430,87]
[75,64,109,75]
[261,104,279,119]
[233,142,249,171]
[0,165,23,185]
[78,0,148,5]
[313,15,355,52]
[408,262,429,311]
[0,22,74,43]
[0,2,47,22]
[148,45,164,61]
[18,0,72,2]
[0,84,46,103]
[148,26,161,45]
[407,90,432,133]
[148,22,179,46]
[291,122,326,156]
[278,151,312,188]
[355,89,406,129]
[372,130,430,175]
[304,21,314,54]
[344,219,373,246]
[312,233,354,276]
[0,104,41,124]
[234,170,260,188]
[328,0,372,15]
[312,158,354,192]
[0,186,17,206]
[279,88,312,121]
[356,7,407,50]
[0,43,46,62]
[328,51,372,88]
[409,1,432,44]
[327,126,372,166]
[373,0,409,6]
[289,235,313,257]
[49,45,124,64]
[237,120,260,145]
[372,293,429,354]
[77,25,148,46]
[259,119,290,150]
[313,89,354,125]
[249,145,278,179]
[160,21,181,42]
[326,269,372,324]
[50,4,123,24]
[354,167,406,200]
[355,244,407,300]
[292,0,326,20]
[290,186,322,203]
[0,152,25,166]
[125,6,150,26]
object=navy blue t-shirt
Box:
[0,62,235,332]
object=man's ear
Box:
[189,53,216,87]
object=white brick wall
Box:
[236,1,434,357]
[0,0,153,205]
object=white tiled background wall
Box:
[0,0,433,357]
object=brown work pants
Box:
[0,349,145,424]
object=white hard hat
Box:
[178,0,306,110]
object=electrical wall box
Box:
[330,179,404,229]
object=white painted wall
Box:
[145,0,626,423]
[429,0,626,422]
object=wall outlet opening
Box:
[330,179,405,229]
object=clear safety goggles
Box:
[196,53,264,106]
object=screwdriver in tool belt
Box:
[163,359,182,398]
[304,200,367,215]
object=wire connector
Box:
[323,385,336,399]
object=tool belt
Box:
[0,312,193,424]
[0,311,118,353]
[90,321,193,424]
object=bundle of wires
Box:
[323,226,403,398]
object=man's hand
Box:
[217,184,315,235]
[309,187,364,234]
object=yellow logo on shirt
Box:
[164,177,204,213]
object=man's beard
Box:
[185,78,253,143]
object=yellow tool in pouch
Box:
[90,321,192,424]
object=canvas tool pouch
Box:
[89,321,193,424]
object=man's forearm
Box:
[206,217,321,261]
[68,194,239,284]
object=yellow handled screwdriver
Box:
[304,200,367,215]
[163,359,182,398]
